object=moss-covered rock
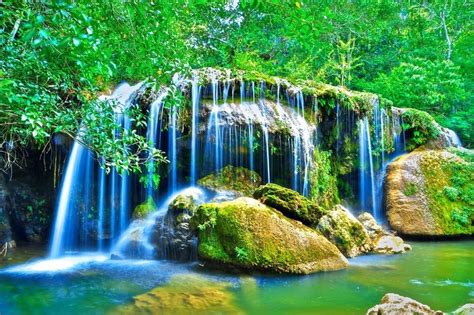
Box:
[132,197,157,219]
[116,274,242,314]
[192,197,348,274]
[316,205,372,257]
[253,183,327,226]
[386,148,474,236]
[198,165,261,197]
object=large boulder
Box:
[198,165,261,197]
[367,293,443,314]
[316,205,372,257]
[192,197,348,274]
[253,183,327,226]
[386,149,474,236]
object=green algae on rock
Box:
[253,183,327,226]
[115,274,242,314]
[386,148,474,236]
[192,197,348,274]
[198,165,262,197]
[132,197,157,219]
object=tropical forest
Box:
[0,0,473,314]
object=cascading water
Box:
[49,82,144,257]
[50,73,419,264]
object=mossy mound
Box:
[316,205,372,257]
[386,148,474,236]
[198,165,261,197]
[132,197,157,219]
[116,274,242,314]
[192,197,348,274]
[253,183,327,226]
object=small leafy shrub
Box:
[403,182,418,196]
[451,207,472,229]
[443,186,459,201]
[235,246,249,262]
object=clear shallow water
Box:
[0,241,472,314]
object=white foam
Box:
[3,254,108,273]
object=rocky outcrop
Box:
[253,183,327,226]
[316,205,372,257]
[198,165,261,197]
[192,197,348,274]
[357,212,411,254]
[386,149,474,236]
[367,293,443,314]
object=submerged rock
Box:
[367,293,443,314]
[386,149,474,236]
[253,183,327,226]
[316,205,372,257]
[198,165,262,197]
[192,197,348,274]
[116,274,242,314]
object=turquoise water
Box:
[0,241,472,314]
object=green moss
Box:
[192,198,347,273]
[420,150,474,235]
[309,149,340,208]
[403,182,418,197]
[132,197,157,219]
[254,183,327,226]
[198,165,261,196]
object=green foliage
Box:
[1,0,472,175]
[451,207,472,230]
[234,246,249,262]
[403,182,418,197]
[402,109,440,150]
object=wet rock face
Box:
[192,197,348,274]
[316,205,372,258]
[367,293,443,315]
[0,175,12,244]
[386,149,474,236]
[253,183,327,226]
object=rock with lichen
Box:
[192,197,348,274]
[316,205,372,257]
[198,165,262,197]
[367,293,443,315]
[253,183,327,226]
[132,197,157,219]
[386,148,474,236]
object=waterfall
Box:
[50,141,85,257]
[190,77,200,184]
[97,164,106,251]
[49,82,144,257]
[169,107,178,193]
[359,118,377,218]
[146,92,167,198]
[262,125,271,183]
